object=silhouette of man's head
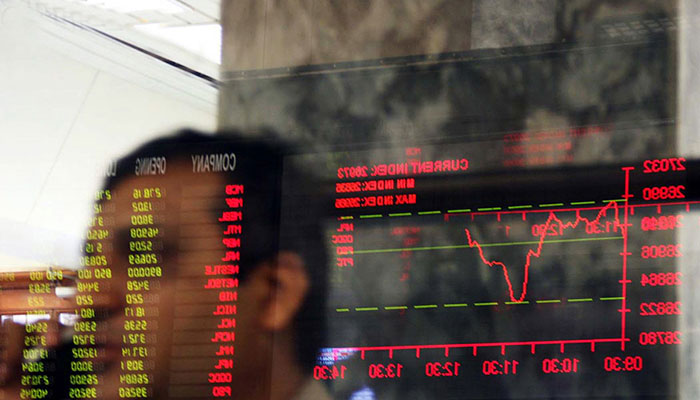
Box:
[76,130,327,400]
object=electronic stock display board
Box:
[2,123,696,400]
[282,126,697,399]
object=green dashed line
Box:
[341,199,627,219]
[539,203,564,208]
[444,303,469,308]
[418,211,441,215]
[338,297,622,312]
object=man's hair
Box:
[101,128,328,371]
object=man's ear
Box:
[258,251,309,331]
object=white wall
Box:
[0,3,217,271]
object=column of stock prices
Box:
[282,126,698,399]
[27,145,249,400]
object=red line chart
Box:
[464,200,625,303]
[329,167,698,355]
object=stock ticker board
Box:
[281,124,696,399]
[0,8,685,399]
[2,122,696,400]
